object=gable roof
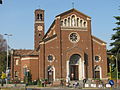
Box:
[92,35,106,44]
[56,8,91,18]
[43,20,55,39]
[13,49,38,56]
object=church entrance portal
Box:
[69,54,80,80]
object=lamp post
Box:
[4,34,12,84]
[116,48,120,88]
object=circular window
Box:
[69,32,80,43]
[95,56,101,62]
[48,54,55,62]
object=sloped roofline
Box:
[43,20,55,39]
[43,8,91,40]
[56,8,91,18]
[92,35,107,44]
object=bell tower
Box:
[34,9,44,49]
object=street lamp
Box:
[4,34,12,84]
[116,48,120,88]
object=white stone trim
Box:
[100,66,102,79]
[79,58,83,80]
[61,27,88,31]
[45,37,57,44]
[52,66,55,81]
[87,17,91,20]
[61,14,88,28]
[21,57,38,61]
[14,56,20,59]
[92,38,106,46]
[55,16,60,19]
[66,61,69,79]
[35,21,44,23]
[82,61,85,79]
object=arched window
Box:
[80,20,83,27]
[37,14,39,19]
[61,21,63,26]
[77,18,79,27]
[83,21,87,27]
[68,17,70,26]
[37,14,42,20]
[39,14,42,20]
[64,19,67,26]
[71,15,75,26]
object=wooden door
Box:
[70,65,79,80]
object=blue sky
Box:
[0,0,120,50]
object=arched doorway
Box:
[47,66,54,83]
[69,54,80,80]
[94,66,101,79]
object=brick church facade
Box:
[11,8,108,82]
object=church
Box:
[11,8,108,83]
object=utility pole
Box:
[4,34,12,84]
[116,48,120,88]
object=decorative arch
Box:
[47,65,55,82]
[68,17,71,26]
[71,15,76,26]
[64,19,67,26]
[60,14,88,28]
[94,65,102,79]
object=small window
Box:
[68,17,70,26]
[37,14,42,20]
[64,19,67,26]
[80,20,82,27]
[83,22,87,27]
[95,56,101,62]
[40,14,42,20]
[61,21,63,26]
[77,18,79,27]
[48,54,55,62]
[69,32,80,43]
[37,14,39,19]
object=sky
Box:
[0,0,120,50]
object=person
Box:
[74,81,79,88]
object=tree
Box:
[0,34,7,52]
[110,15,120,54]
[109,8,120,78]
[0,34,7,77]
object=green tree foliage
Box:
[110,15,120,54]
[0,51,6,76]
[109,9,120,78]
[0,34,7,77]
